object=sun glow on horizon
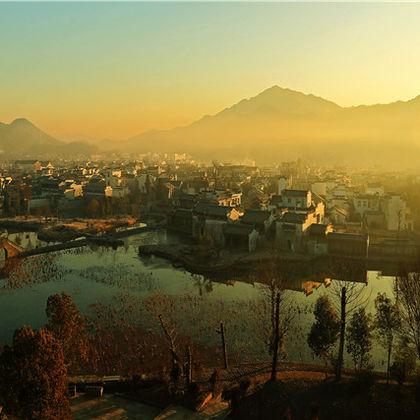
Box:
[1,2,420,140]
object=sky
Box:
[1,2,420,140]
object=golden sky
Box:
[1,2,420,140]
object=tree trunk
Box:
[386,346,392,385]
[271,292,281,381]
[336,286,346,381]
[186,345,192,385]
[220,322,228,370]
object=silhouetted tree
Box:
[394,264,420,360]
[253,256,297,379]
[390,336,418,385]
[346,307,373,371]
[374,292,400,383]
[0,326,70,419]
[46,292,88,369]
[329,259,369,380]
[308,295,340,373]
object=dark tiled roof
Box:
[282,189,309,197]
[193,202,233,217]
[173,208,193,219]
[307,224,330,234]
[84,182,106,193]
[354,193,380,200]
[269,195,283,205]
[241,210,271,225]
[280,212,308,224]
[179,193,197,201]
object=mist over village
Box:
[1,2,420,420]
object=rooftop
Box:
[241,210,271,225]
[280,212,308,224]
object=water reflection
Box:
[0,229,396,371]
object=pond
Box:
[0,228,395,371]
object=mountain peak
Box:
[258,85,298,97]
[10,118,35,128]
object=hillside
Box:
[0,118,60,155]
[0,118,97,158]
[122,86,420,166]
[4,86,420,165]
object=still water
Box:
[0,229,394,370]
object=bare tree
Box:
[329,258,370,380]
[252,256,297,379]
[374,292,400,384]
[394,261,420,360]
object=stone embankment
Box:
[18,224,159,258]
[0,219,43,231]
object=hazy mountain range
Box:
[0,118,97,158]
[2,86,420,165]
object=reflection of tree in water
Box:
[83,285,313,377]
[191,274,213,296]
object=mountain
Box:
[0,118,61,155]
[4,86,420,165]
[121,86,420,166]
[0,118,97,158]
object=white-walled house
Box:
[381,193,407,231]
[277,176,292,194]
[353,193,380,216]
[276,211,314,252]
[223,224,259,252]
[192,202,240,245]
[306,223,333,255]
[281,190,312,209]
[104,169,120,189]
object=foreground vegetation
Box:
[0,257,420,418]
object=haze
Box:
[2,2,420,140]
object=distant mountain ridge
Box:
[3,86,420,165]
[0,118,60,153]
[0,118,96,157]
[120,86,420,166]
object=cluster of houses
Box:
[170,186,370,257]
[0,157,415,259]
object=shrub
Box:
[350,368,375,395]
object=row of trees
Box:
[307,265,420,383]
[1,259,420,416]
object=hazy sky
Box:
[1,2,420,139]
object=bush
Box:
[411,372,420,405]
[390,361,409,385]
[350,369,375,395]
[222,378,251,416]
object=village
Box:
[0,155,418,267]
